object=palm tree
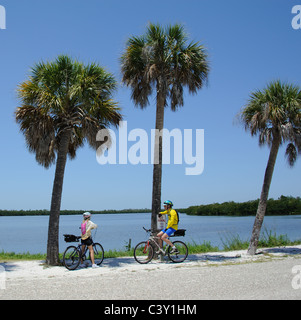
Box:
[240,80,301,255]
[121,23,209,232]
[15,55,122,265]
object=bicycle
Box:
[133,227,188,264]
[62,234,104,270]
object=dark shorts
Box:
[81,237,93,246]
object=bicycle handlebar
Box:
[143,227,152,233]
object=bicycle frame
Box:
[78,243,91,260]
[148,235,169,255]
[64,243,89,264]
[133,227,188,264]
[62,235,104,270]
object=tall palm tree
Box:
[240,80,301,255]
[121,23,209,232]
[15,55,122,265]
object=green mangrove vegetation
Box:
[1,196,300,217]
[185,196,301,216]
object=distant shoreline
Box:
[1,195,300,217]
[0,209,152,217]
[0,210,301,217]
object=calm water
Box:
[1,213,301,254]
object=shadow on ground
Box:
[261,247,301,255]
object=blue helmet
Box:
[164,200,173,207]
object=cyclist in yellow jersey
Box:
[157,200,179,253]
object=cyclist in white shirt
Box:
[80,212,99,268]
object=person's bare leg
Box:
[88,245,95,265]
[157,231,164,248]
[81,245,86,264]
[161,233,174,247]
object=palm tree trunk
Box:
[46,130,71,265]
[247,130,281,255]
[151,91,165,234]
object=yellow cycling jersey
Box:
[159,208,178,230]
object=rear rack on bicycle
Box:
[63,234,81,243]
[142,227,186,237]
[170,229,186,237]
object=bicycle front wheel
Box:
[63,246,81,270]
[134,241,154,264]
[168,240,188,263]
[90,243,104,265]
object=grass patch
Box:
[258,229,301,247]
[104,248,134,258]
[221,234,249,251]
[186,240,219,254]
[221,228,301,251]
[0,251,46,261]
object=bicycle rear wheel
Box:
[134,241,154,264]
[90,243,104,265]
[63,246,81,270]
[168,240,188,263]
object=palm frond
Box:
[285,143,298,167]
[121,23,209,110]
[15,105,56,168]
[240,80,301,166]
[15,55,122,167]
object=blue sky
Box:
[0,0,300,210]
